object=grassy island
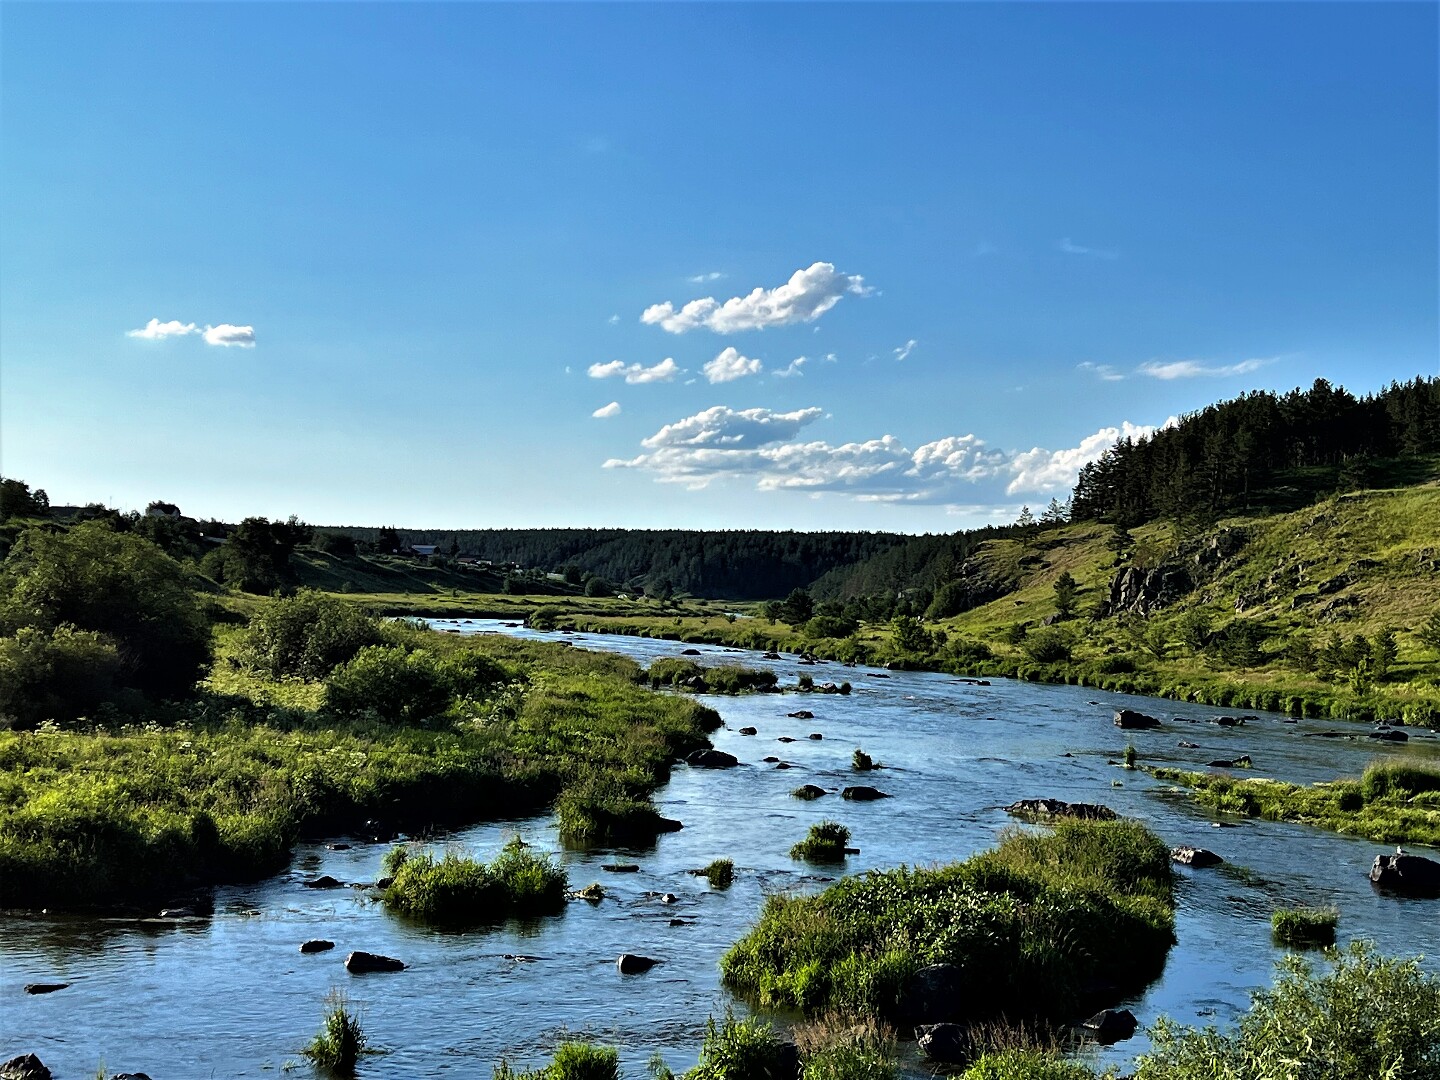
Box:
[721,818,1175,1024]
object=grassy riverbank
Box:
[1149,759,1440,846]
[0,615,719,909]
[720,818,1175,1024]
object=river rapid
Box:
[3,620,1438,1078]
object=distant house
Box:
[410,544,439,558]
[145,501,181,518]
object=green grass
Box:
[304,992,368,1073]
[1271,906,1338,948]
[724,819,1174,1023]
[0,612,720,908]
[494,1042,621,1080]
[680,1015,794,1080]
[1150,758,1440,846]
[790,821,851,863]
[383,837,567,924]
[702,858,735,888]
[961,1051,1110,1080]
[645,658,779,694]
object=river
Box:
[3,620,1438,1078]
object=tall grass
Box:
[790,821,851,863]
[494,1042,621,1080]
[304,991,367,1073]
[1272,906,1338,948]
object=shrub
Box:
[495,1042,620,1080]
[304,991,367,1072]
[0,625,122,728]
[555,771,669,845]
[1360,760,1440,803]
[239,590,382,680]
[529,608,558,632]
[1135,942,1440,1080]
[1271,906,1338,948]
[384,837,567,924]
[962,1051,1103,1080]
[791,821,851,863]
[1022,629,1073,664]
[806,615,859,639]
[704,858,735,888]
[325,646,453,724]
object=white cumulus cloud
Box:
[1006,421,1163,495]
[637,405,825,450]
[587,358,681,384]
[703,347,762,384]
[202,324,256,348]
[773,356,808,378]
[127,318,198,340]
[893,339,918,362]
[687,271,725,284]
[1078,361,1124,382]
[641,262,871,334]
[1138,357,1273,380]
[592,401,622,419]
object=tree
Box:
[1052,571,1079,618]
[779,588,814,626]
[1416,610,1440,656]
[0,521,211,700]
[584,576,614,598]
[0,478,49,522]
[1040,498,1069,526]
[890,613,933,654]
[1373,628,1397,678]
[376,527,402,555]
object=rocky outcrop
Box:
[1082,1008,1139,1043]
[616,953,659,974]
[345,950,406,973]
[1171,847,1223,868]
[1005,799,1116,822]
[1114,709,1160,730]
[1370,853,1440,896]
[0,1057,51,1080]
[1109,565,1191,616]
[686,748,739,768]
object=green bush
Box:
[725,820,1173,1021]
[239,590,381,680]
[802,1040,896,1080]
[304,992,367,1071]
[555,771,671,845]
[704,858,735,888]
[1271,906,1338,948]
[384,837,567,924]
[1022,629,1073,664]
[1135,942,1440,1080]
[962,1051,1104,1080]
[495,1042,620,1080]
[0,625,122,727]
[1360,760,1440,803]
[805,615,859,639]
[685,1015,791,1080]
[325,646,453,724]
[790,821,851,863]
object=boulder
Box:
[22,983,68,995]
[897,963,969,1024]
[304,875,344,889]
[792,785,827,800]
[1005,799,1116,822]
[777,736,797,743]
[1207,756,1252,768]
[1171,846,1223,868]
[788,710,815,719]
[111,1075,154,1080]
[808,733,823,740]
[842,786,891,801]
[916,1024,974,1066]
[686,748,739,769]
[1083,1008,1139,1043]
[601,863,640,873]
[762,755,781,763]
[574,883,606,901]
[738,727,758,736]
[682,648,702,656]
[0,1056,52,1080]
[616,953,660,974]
[299,939,335,954]
[1369,853,1440,896]
[1213,715,1243,727]
[654,816,684,833]
[762,652,782,660]
[1178,741,1199,749]
[1114,709,1160,730]
[1369,729,1409,742]
[345,950,406,974]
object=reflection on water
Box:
[3,620,1437,1077]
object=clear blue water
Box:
[3,620,1437,1078]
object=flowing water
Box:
[4,620,1439,1078]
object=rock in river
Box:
[897,963,968,1024]
[1114,709,1160,729]
[842,785,891,801]
[738,726,757,736]
[686,748,739,769]
[792,784,827,800]
[1083,1008,1139,1043]
[916,1024,974,1065]
[616,953,660,974]
[1005,798,1116,822]
[22,983,68,995]
[1171,846,1223,868]
[788,710,814,719]
[0,1056,52,1080]
[299,940,335,954]
[345,950,406,974]
[1370,852,1440,897]
[304,875,344,889]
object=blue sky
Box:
[2,2,1435,532]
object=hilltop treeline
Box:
[1072,377,1440,526]
[323,528,911,600]
[809,524,1021,601]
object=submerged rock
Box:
[1370,852,1440,896]
[738,726,758,736]
[1083,1008,1139,1043]
[1369,728,1409,742]
[792,785,827,800]
[1213,715,1243,727]
[1005,798,1116,822]
[601,863,640,873]
[299,940,335,954]
[574,882,606,901]
[304,875,344,889]
[788,710,815,719]
[1171,846,1224,868]
[1207,756,1253,768]
[345,950,406,974]
[916,1024,974,1066]
[686,748,739,768]
[842,785,891,801]
[1114,709,1160,729]
[616,953,659,974]
[22,983,68,995]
